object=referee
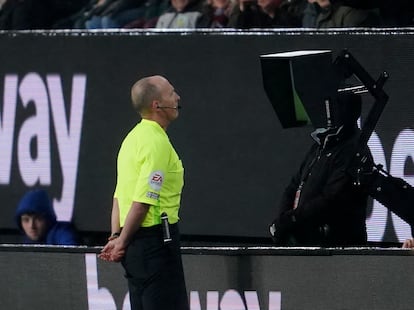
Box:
[99,75,189,310]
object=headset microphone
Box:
[157,105,182,110]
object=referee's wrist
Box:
[108,232,120,241]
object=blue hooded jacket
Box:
[15,189,79,245]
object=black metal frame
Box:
[336,50,414,233]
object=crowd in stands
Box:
[0,0,412,30]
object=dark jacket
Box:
[196,5,230,28]
[272,126,371,247]
[314,2,380,28]
[228,0,302,28]
[15,189,79,245]
[0,0,51,30]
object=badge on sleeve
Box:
[149,171,164,191]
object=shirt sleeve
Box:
[132,141,169,205]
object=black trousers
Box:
[121,224,189,310]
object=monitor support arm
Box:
[337,50,414,234]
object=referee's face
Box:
[158,79,181,122]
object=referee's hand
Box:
[402,238,414,249]
[99,238,126,262]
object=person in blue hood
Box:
[15,189,79,245]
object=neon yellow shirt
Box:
[114,119,184,227]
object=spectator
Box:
[0,0,89,30]
[53,0,105,29]
[302,0,380,28]
[155,0,202,28]
[84,0,147,29]
[124,0,169,28]
[227,0,303,28]
[15,189,79,245]
[196,0,234,28]
[0,0,51,30]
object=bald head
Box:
[130,75,181,129]
[131,75,167,116]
